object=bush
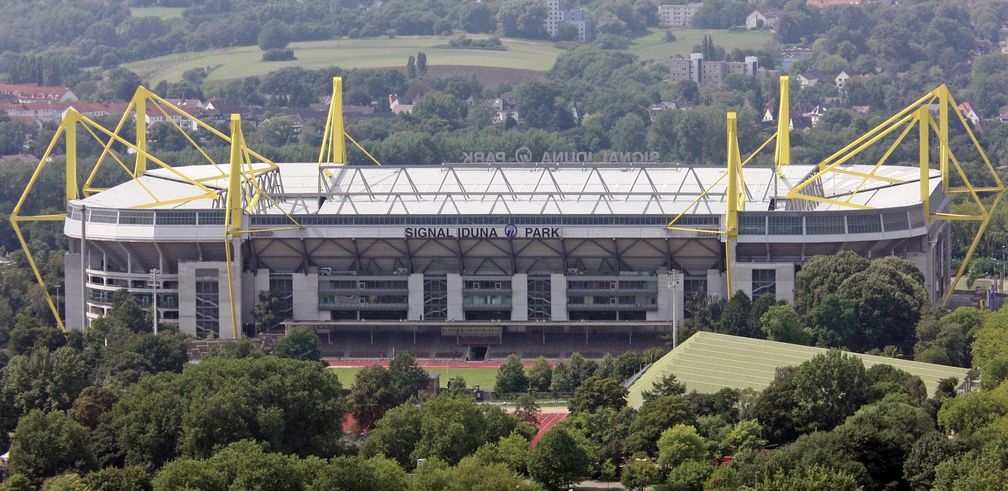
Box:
[262,48,296,62]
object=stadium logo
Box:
[505,224,518,238]
[515,147,533,163]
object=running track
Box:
[327,359,541,369]
[530,411,569,447]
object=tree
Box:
[865,364,926,405]
[760,305,812,345]
[513,79,559,129]
[838,259,927,353]
[641,373,686,403]
[104,68,143,102]
[495,354,529,394]
[568,376,627,413]
[412,394,490,465]
[8,410,96,483]
[274,327,321,362]
[351,365,399,430]
[528,427,590,490]
[82,466,151,491]
[719,290,753,337]
[412,90,464,128]
[411,457,542,491]
[621,459,660,491]
[833,395,934,487]
[628,396,693,454]
[612,114,646,153]
[527,357,552,392]
[718,419,767,457]
[497,0,549,39]
[902,432,961,490]
[789,350,869,433]
[657,424,707,470]
[150,459,227,491]
[1,346,89,416]
[112,356,347,468]
[793,251,870,316]
[388,353,430,402]
[807,294,859,349]
[359,403,423,469]
[749,465,859,491]
[407,56,417,79]
[514,394,541,425]
[258,23,290,51]
[416,52,428,75]
[665,460,714,490]
[253,291,287,335]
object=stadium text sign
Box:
[461,147,660,163]
[405,225,559,239]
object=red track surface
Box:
[530,411,569,447]
[327,359,539,368]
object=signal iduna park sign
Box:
[405,224,560,239]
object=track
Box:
[530,410,569,447]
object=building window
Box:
[739,215,767,235]
[767,215,803,235]
[424,277,448,320]
[848,214,882,234]
[882,211,909,232]
[528,276,551,320]
[806,215,845,235]
[752,269,776,297]
[270,276,294,322]
[195,270,219,339]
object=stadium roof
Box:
[626,331,968,409]
[74,163,939,215]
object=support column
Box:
[550,273,567,321]
[920,106,930,219]
[707,269,726,299]
[134,97,146,177]
[511,273,528,321]
[177,262,197,337]
[292,272,320,321]
[64,252,83,330]
[407,273,424,320]
[447,274,463,321]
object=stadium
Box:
[11,77,1002,359]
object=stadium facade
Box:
[11,77,1002,353]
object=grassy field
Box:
[125,36,562,85]
[628,28,773,61]
[130,6,185,19]
[330,366,500,390]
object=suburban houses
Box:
[669,53,760,86]
[0,83,78,104]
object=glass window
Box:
[528,277,551,320]
[768,216,803,235]
[882,211,909,231]
[806,215,845,235]
[739,215,766,235]
[195,278,219,339]
[752,269,776,297]
[848,214,882,234]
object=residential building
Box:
[835,70,851,93]
[797,70,827,88]
[657,3,703,28]
[389,94,413,115]
[648,101,678,122]
[668,53,758,86]
[0,83,78,104]
[545,0,594,43]
[746,9,782,30]
[0,101,127,124]
[807,0,860,6]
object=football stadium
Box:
[11,77,1003,359]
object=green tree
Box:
[568,375,627,413]
[407,55,417,79]
[411,457,543,491]
[412,90,464,127]
[514,394,541,425]
[275,327,321,362]
[789,350,869,433]
[1,346,88,416]
[351,365,399,430]
[833,395,934,487]
[254,292,286,334]
[495,354,529,394]
[621,459,660,491]
[528,427,591,490]
[389,353,430,402]
[793,251,870,316]
[902,432,961,490]
[719,290,753,337]
[657,424,707,471]
[807,294,859,348]
[413,394,490,465]
[497,0,549,39]
[82,466,151,491]
[749,465,859,491]
[527,357,552,392]
[150,459,226,491]
[838,258,927,353]
[513,79,559,129]
[760,305,812,345]
[417,52,428,75]
[628,395,693,454]
[258,23,290,51]
[8,410,96,483]
[612,113,646,153]
[359,403,423,469]
[641,373,686,403]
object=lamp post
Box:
[148,268,161,334]
[667,270,683,348]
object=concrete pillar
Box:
[408,273,424,320]
[177,262,197,337]
[254,268,270,294]
[292,272,320,321]
[447,273,463,321]
[775,264,796,303]
[706,269,726,299]
[241,271,255,325]
[64,252,83,330]
[650,271,684,323]
[732,264,754,298]
[511,273,528,321]
[551,274,568,321]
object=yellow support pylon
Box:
[774,76,790,171]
